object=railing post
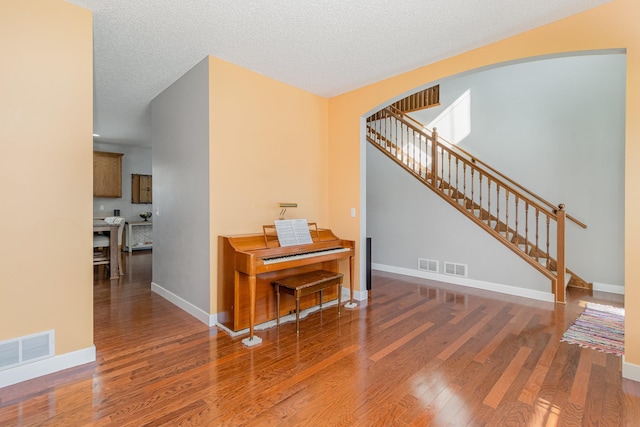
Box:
[556,204,566,304]
[431,127,438,187]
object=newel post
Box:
[431,127,438,187]
[556,204,566,304]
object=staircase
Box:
[366,105,589,303]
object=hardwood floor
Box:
[1,251,639,426]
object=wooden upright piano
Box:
[218,226,355,344]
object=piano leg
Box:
[344,254,358,309]
[242,273,263,347]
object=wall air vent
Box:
[418,258,438,273]
[0,330,54,371]
[444,261,468,277]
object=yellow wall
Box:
[0,0,93,354]
[208,56,330,311]
[329,0,640,365]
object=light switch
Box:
[350,208,356,217]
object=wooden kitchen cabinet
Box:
[93,151,123,198]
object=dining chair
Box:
[93,217,126,277]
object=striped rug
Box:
[560,302,625,356]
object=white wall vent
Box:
[418,258,438,273]
[0,330,54,371]
[444,261,468,277]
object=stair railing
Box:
[388,106,587,228]
[366,106,586,303]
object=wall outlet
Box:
[99,205,104,211]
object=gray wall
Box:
[93,142,152,222]
[367,144,548,292]
[368,53,625,289]
[150,57,211,312]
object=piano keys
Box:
[263,247,351,265]
[218,228,355,343]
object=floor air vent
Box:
[418,258,438,273]
[0,330,54,371]
[444,262,468,277]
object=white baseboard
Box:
[593,282,625,295]
[217,298,342,338]
[150,282,363,331]
[0,346,96,389]
[345,285,368,302]
[151,282,216,327]
[622,356,640,383]
[372,263,555,303]
[218,288,360,339]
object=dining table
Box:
[93,220,120,279]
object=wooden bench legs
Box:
[272,270,344,333]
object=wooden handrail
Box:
[383,106,555,218]
[387,105,586,229]
[436,142,558,219]
[366,106,581,303]
[367,131,559,280]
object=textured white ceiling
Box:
[65,0,609,146]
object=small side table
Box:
[125,221,153,252]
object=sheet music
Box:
[274,219,313,246]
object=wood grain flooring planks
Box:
[1,254,639,426]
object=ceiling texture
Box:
[66,0,609,146]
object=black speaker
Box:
[366,237,372,290]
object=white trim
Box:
[339,285,367,303]
[372,263,555,303]
[622,356,640,383]
[150,282,363,331]
[0,346,96,389]
[346,285,368,302]
[359,115,368,301]
[151,282,216,327]
[340,286,369,310]
[217,298,342,338]
[216,322,243,338]
[592,282,625,295]
[215,288,364,338]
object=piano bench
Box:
[272,270,344,334]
